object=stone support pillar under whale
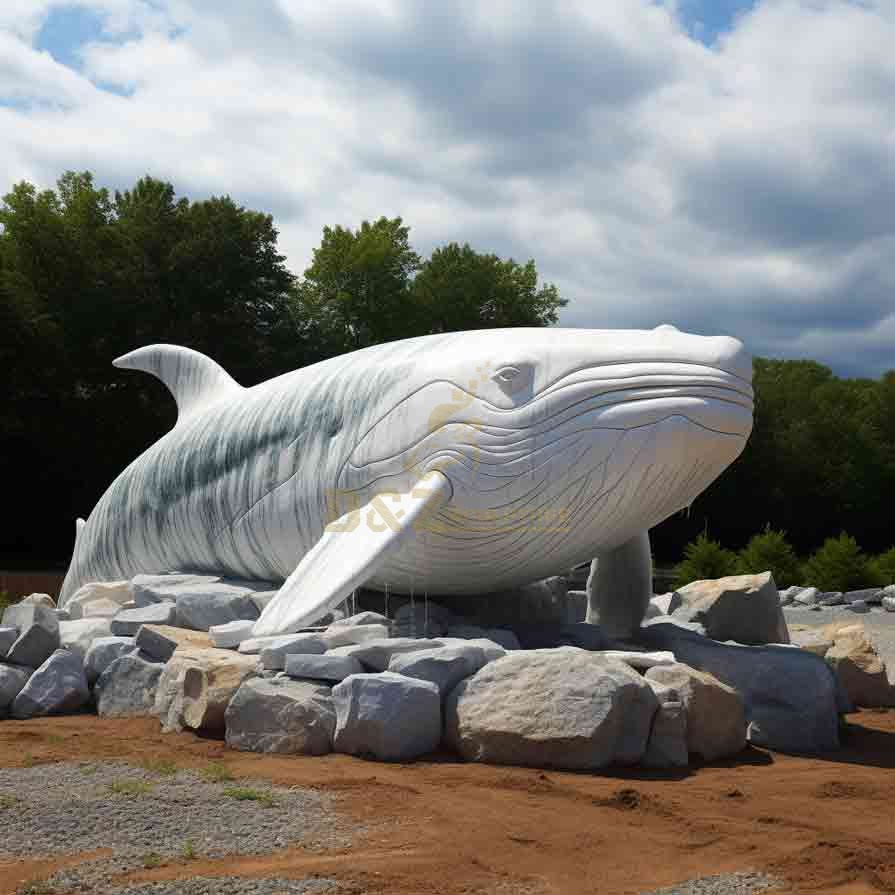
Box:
[59,326,754,638]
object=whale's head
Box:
[338,325,753,592]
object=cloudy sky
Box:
[2,1,893,377]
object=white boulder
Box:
[646,664,746,761]
[445,649,658,770]
[59,618,112,660]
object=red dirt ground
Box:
[0,710,893,895]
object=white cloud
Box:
[1,0,894,375]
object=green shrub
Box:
[673,534,738,589]
[735,526,801,587]
[0,590,14,613]
[869,547,895,586]
[801,532,880,592]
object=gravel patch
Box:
[103,878,339,895]
[0,762,355,894]
[640,871,785,895]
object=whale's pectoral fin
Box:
[585,530,653,640]
[253,470,453,636]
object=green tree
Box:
[672,534,738,589]
[801,532,879,592]
[735,526,801,587]
[410,241,566,332]
[0,171,299,568]
[291,217,421,354]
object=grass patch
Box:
[201,762,234,783]
[181,840,197,860]
[22,753,36,768]
[0,793,19,809]
[142,758,178,777]
[141,852,163,869]
[108,780,154,797]
[78,764,97,775]
[222,786,276,808]
[45,734,65,746]
[19,881,57,895]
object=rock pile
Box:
[0,570,871,771]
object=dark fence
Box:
[0,570,66,601]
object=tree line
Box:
[2,171,893,571]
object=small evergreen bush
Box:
[801,532,880,592]
[869,547,895,586]
[673,534,738,589]
[735,526,801,587]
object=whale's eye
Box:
[494,366,521,383]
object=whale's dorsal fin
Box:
[114,344,244,422]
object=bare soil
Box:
[0,710,893,895]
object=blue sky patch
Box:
[35,4,105,70]
[675,0,759,44]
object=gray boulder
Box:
[225,677,336,754]
[392,600,452,637]
[672,572,789,645]
[646,664,746,761]
[388,644,489,697]
[332,672,442,761]
[642,683,688,768]
[2,603,60,667]
[329,611,390,629]
[847,600,870,614]
[0,663,33,712]
[284,653,364,682]
[0,626,17,658]
[83,636,136,685]
[321,623,391,649]
[10,650,89,718]
[820,592,845,607]
[793,586,820,605]
[445,649,658,770]
[59,618,112,660]
[259,634,328,670]
[843,588,882,605]
[174,585,261,631]
[111,602,178,636]
[328,638,446,672]
[95,653,164,717]
[883,596,895,612]
[637,623,840,752]
[131,573,219,606]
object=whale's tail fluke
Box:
[114,344,244,424]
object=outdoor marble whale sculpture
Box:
[58,326,753,638]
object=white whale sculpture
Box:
[58,326,753,638]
